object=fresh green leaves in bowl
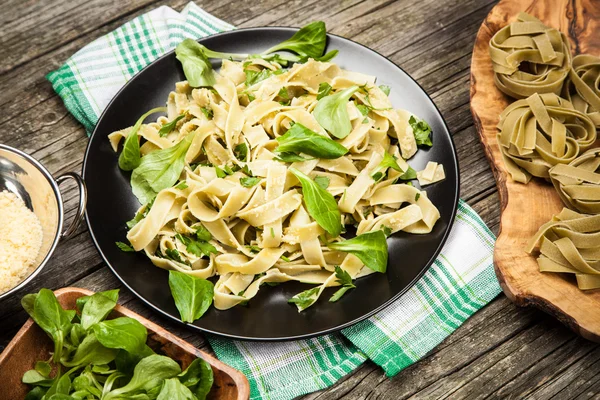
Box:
[20,289,214,400]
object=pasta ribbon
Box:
[562,54,600,127]
[489,12,571,99]
[497,93,596,183]
[550,149,600,214]
[527,208,600,290]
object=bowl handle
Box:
[55,172,88,240]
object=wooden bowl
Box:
[470,0,600,341]
[0,287,250,400]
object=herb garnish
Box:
[329,266,356,302]
[317,82,332,100]
[116,241,135,252]
[288,286,320,311]
[158,114,185,137]
[409,115,433,147]
[240,176,262,188]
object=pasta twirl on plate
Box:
[110,57,443,315]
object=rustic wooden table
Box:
[1,0,599,398]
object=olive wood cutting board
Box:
[470,0,600,341]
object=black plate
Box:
[83,28,459,341]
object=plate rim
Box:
[82,26,460,341]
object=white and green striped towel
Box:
[47,3,501,399]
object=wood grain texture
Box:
[0,287,249,400]
[470,0,600,342]
[3,0,600,398]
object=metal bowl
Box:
[0,144,87,300]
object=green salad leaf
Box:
[22,370,54,387]
[245,68,284,87]
[317,82,332,100]
[115,241,135,252]
[114,345,155,377]
[313,85,359,139]
[172,22,330,68]
[177,358,214,400]
[328,230,388,273]
[168,271,214,323]
[158,378,195,400]
[240,176,262,188]
[379,152,402,172]
[289,168,342,236]
[22,289,76,363]
[409,115,433,147]
[275,152,312,163]
[92,317,148,354]
[275,123,348,159]
[175,181,189,190]
[79,289,119,330]
[24,386,46,400]
[379,85,391,96]
[200,107,213,120]
[61,332,118,368]
[262,21,326,60]
[288,286,320,311]
[131,131,196,205]
[314,176,330,190]
[398,166,417,181]
[104,355,181,400]
[234,142,249,161]
[313,50,338,62]
[158,114,186,137]
[175,39,216,87]
[118,107,167,171]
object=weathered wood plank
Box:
[5,0,598,399]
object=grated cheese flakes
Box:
[0,190,43,294]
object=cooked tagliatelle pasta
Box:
[110,56,443,314]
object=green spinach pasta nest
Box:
[489,12,571,99]
[562,54,600,127]
[550,148,600,214]
[527,208,600,290]
[497,92,596,183]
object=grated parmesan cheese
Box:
[0,190,43,294]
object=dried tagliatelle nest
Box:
[550,148,600,214]
[489,12,571,99]
[497,92,596,183]
[562,54,600,127]
[527,208,600,290]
